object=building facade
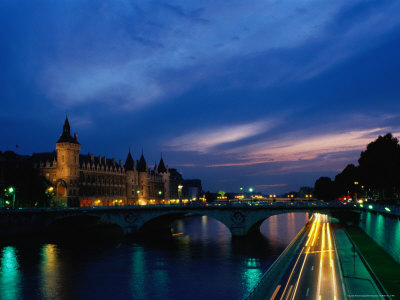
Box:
[33,117,174,207]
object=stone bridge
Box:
[0,203,355,238]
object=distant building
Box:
[182,179,202,201]
[168,168,183,199]
[32,117,181,207]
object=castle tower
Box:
[137,151,149,201]
[55,116,81,206]
[158,154,170,200]
[124,150,138,203]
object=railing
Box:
[0,201,349,212]
[353,203,400,217]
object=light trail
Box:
[316,222,325,300]
[285,285,294,300]
[279,247,306,300]
[280,214,318,300]
[270,284,281,300]
[277,214,342,300]
[327,222,337,300]
[306,215,318,247]
[311,214,320,247]
[291,214,321,299]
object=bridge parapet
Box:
[354,203,400,217]
[0,203,353,238]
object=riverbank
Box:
[346,226,400,298]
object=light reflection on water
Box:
[360,211,400,264]
[0,246,21,300]
[40,244,61,299]
[0,212,308,300]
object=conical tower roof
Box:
[158,154,167,173]
[137,151,147,172]
[57,116,79,144]
[124,150,135,171]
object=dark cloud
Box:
[1,0,400,193]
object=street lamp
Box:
[249,187,254,193]
[178,185,183,205]
[158,190,162,201]
[45,186,55,207]
[8,186,15,209]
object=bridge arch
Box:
[45,214,125,237]
[136,211,233,236]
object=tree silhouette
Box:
[334,164,359,197]
[358,133,400,199]
[314,177,335,201]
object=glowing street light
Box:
[178,185,183,205]
[248,187,254,193]
[7,186,15,209]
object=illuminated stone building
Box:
[33,117,173,207]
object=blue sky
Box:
[1,0,400,193]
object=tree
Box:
[314,177,335,201]
[1,150,48,207]
[298,186,314,197]
[204,191,216,202]
[334,164,359,197]
[358,133,400,199]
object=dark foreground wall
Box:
[358,211,400,264]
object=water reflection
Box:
[242,265,263,292]
[0,246,21,300]
[40,244,62,299]
[131,246,146,300]
[361,211,400,264]
[0,212,308,300]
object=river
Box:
[0,212,309,300]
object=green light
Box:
[360,204,363,207]
[8,187,14,193]
[136,190,140,194]
[368,205,373,209]
[385,207,391,212]
[249,188,254,192]
[158,191,162,195]
[240,187,243,191]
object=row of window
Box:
[79,187,125,197]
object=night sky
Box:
[1,0,400,194]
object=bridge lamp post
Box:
[178,185,183,205]
[248,188,254,201]
[158,190,162,202]
[8,186,15,209]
